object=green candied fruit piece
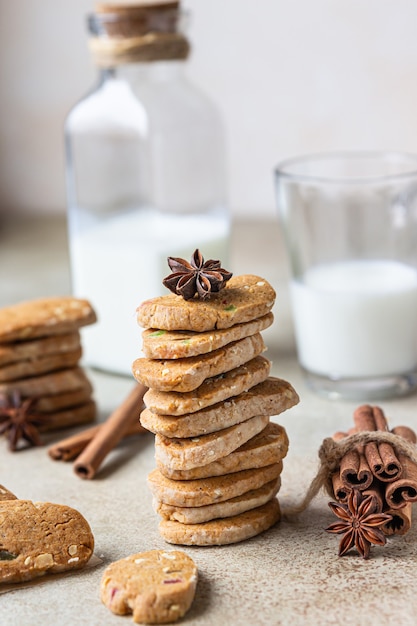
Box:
[0,550,18,560]
[149,330,167,337]
[224,304,237,312]
[182,339,191,344]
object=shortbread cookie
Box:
[36,387,93,412]
[157,422,289,480]
[147,463,282,508]
[155,477,281,524]
[0,348,82,383]
[0,367,92,398]
[101,550,197,625]
[0,497,94,584]
[0,332,81,366]
[144,355,271,416]
[0,297,96,343]
[159,498,281,546]
[38,400,96,431]
[133,333,265,393]
[155,415,269,470]
[141,377,299,438]
[142,313,273,360]
[137,275,276,332]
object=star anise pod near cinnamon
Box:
[0,390,47,452]
[163,249,233,300]
[325,488,393,559]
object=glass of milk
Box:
[275,151,417,400]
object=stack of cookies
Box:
[133,273,299,546]
[0,297,97,437]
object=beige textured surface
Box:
[1,217,417,624]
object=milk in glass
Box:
[291,260,417,378]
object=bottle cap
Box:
[88,1,190,67]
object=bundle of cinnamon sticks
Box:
[47,383,148,479]
[331,404,417,536]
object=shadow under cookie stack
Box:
[133,254,299,546]
[0,297,97,449]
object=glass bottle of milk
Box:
[65,2,230,376]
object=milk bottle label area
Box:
[291,260,417,379]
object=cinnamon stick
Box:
[391,425,417,444]
[73,383,148,480]
[339,448,373,490]
[362,484,384,512]
[385,454,417,509]
[382,503,412,536]
[364,441,402,482]
[353,405,378,431]
[331,472,350,502]
[331,472,384,510]
[355,405,402,482]
[48,419,146,462]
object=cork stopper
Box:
[88,1,190,67]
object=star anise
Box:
[162,249,233,300]
[325,489,393,559]
[0,390,46,452]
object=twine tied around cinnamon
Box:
[283,430,417,519]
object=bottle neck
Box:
[98,59,187,84]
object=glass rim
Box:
[274,150,417,184]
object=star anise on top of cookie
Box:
[0,391,46,452]
[325,489,393,559]
[163,249,233,300]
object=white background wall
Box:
[1,0,417,218]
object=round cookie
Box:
[148,463,282,507]
[133,333,265,393]
[157,422,289,480]
[154,415,270,471]
[159,498,281,546]
[144,355,271,416]
[141,377,299,439]
[0,348,82,383]
[154,477,281,524]
[100,550,198,624]
[0,297,96,343]
[0,497,94,584]
[136,274,276,332]
[141,313,273,360]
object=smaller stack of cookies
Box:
[133,254,299,546]
[0,297,97,444]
